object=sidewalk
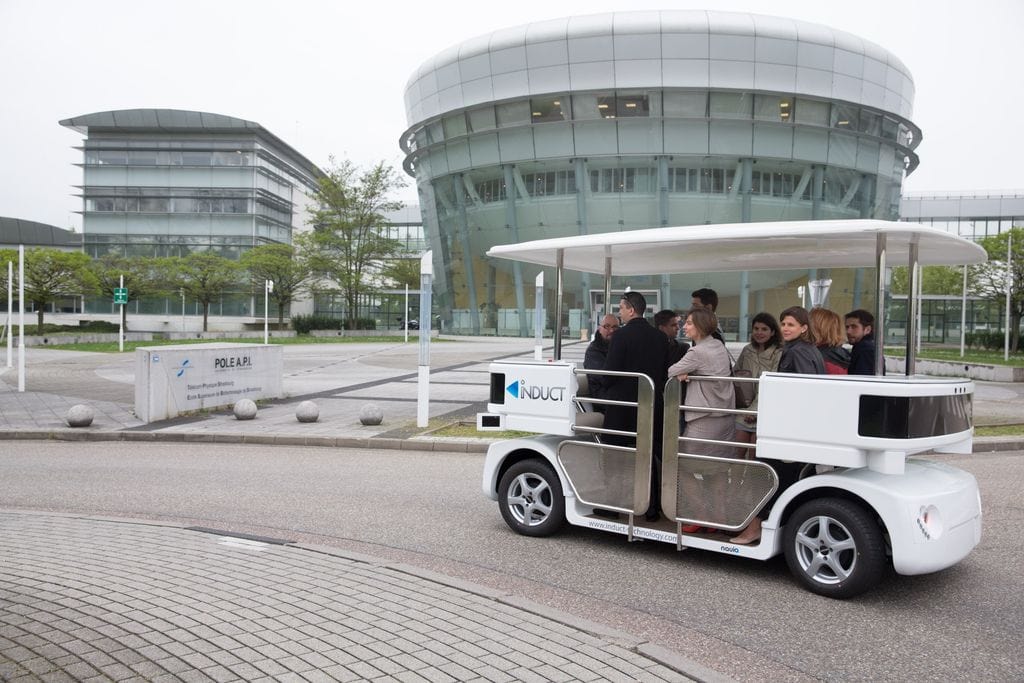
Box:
[0,510,707,682]
[0,339,1022,452]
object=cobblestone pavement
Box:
[0,512,702,683]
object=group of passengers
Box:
[583,287,880,542]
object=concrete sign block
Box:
[134,343,283,423]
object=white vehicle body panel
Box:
[483,435,982,575]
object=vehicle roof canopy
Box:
[486,220,987,276]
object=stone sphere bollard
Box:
[359,403,384,426]
[295,400,319,423]
[233,399,258,420]
[65,404,94,428]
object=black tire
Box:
[783,498,888,599]
[497,459,566,537]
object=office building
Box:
[402,10,921,335]
[60,109,323,320]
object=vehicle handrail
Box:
[563,367,657,520]
[661,377,778,530]
[674,374,758,419]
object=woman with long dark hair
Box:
[733,312,782,458]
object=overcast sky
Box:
[1,0,1020,231]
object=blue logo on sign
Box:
[506,380,521,398]
[176,359,191,378]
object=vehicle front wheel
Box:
[783,498,888,599]
[497,459,566,537]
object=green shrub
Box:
[291,314,343,335]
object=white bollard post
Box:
[6,260,11,368]
[416,251,433,428]
[18,245,25,392]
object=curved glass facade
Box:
[403,12,922,336]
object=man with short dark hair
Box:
[654,309,689,365]
[603,291,669,521]
[845,309,877,375]
[691,288,719,312]
[691,288,724,342]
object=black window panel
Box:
[490,373,506,405]
[858,394,972,439]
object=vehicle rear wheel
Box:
[497,459,566,537]
[783,498,888,599]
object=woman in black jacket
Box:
[777,306,825,374]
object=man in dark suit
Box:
[602,291,669,521]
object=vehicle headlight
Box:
[915,504,943,541]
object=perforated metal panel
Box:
[674,456,777,530]
[558,441,640,512]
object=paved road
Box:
[3,441,1021,682]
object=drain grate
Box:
[185,527,295,545]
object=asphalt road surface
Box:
[2,442,1021,682]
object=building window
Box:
[700,168,727,193]
[859,110,882,137]
[754,95,793,122]
[615,93,649,118]
[589,168,656,193]
[522,170,576,196]
[571,93,606,120]
[709,92,753,119]
[474,178,506,203]
[496,101,531,128]
[443,113,468,139]
[667,168,698,192]
[468,107,496,132]
[530,96,569,123]
[663,92,707,118]
[831,103,859,130]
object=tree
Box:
[0,248,95,332]
[972,226,1024,352]
[890,265,970,296]
[379,257,421,290]
[306,158,406,329]
[165,252,242,332]
[240,243,314,326]
[87,254,170,330]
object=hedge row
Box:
[291,315,376,334]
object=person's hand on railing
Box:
[675,373,689,383]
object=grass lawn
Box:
[426,421,536,439]
[42,335,448,353]
[886,347,1024,367]
[974,424,1024,437]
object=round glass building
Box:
[401,11,921,337]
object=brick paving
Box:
[0,512,695,682]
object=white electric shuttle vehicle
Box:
[478,220,986,599]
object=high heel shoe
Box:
[729,519,761,545]
[680,524,702,533]
[729,531,761,545]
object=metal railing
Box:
[557,369,656,538]
[662,376,778,538]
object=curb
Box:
[1,428,1020,455]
